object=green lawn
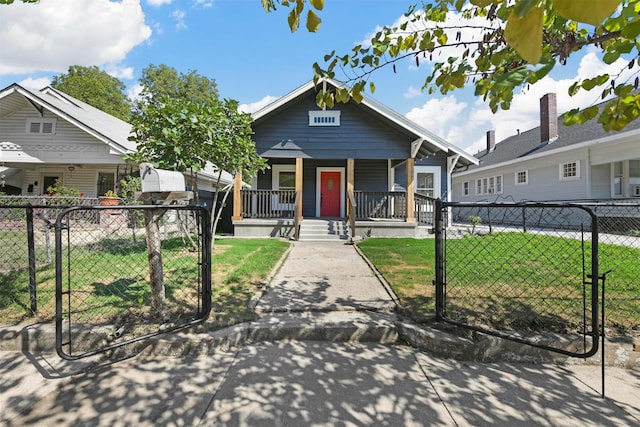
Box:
[0,237,289,330]
[358,234,639,335]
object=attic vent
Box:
[309,110,340,126]
[27,119,56,134]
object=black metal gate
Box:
[55,205,211,359]
[434,200,600,358]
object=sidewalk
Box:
[2,342,638,426]
[1,241,639,426]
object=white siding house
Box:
[452,93,640,203]
[0,83,233,197]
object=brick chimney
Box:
[540,93,558,143]
[486,130,496,152]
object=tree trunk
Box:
[145,208,165,313]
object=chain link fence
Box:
[0,196,104,322]
[54,205,211,358]
[0,197,212,357]
[441,201,639,342]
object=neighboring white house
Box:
[0,83,233,197]
[452,93,640,203]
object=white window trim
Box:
[462,181,470,197]
[414,166,441,198]
[475,175,503,195]
[26,118,56,135]
[315,167,345,217]
[559,161,580,181]
[271,164,296,210]
[515,170,528,186]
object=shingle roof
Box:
[464,100,640,172]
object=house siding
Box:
[590,164,611,199]
[252,95,414,160]
[453,151,589,202]
[1,106,124,165]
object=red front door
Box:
[320,171,341,217]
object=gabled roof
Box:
[459,100,640,175]
[0,83,235,188]
[251,79,478,167]
[0,83,135,155]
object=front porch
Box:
[232,188,436,239]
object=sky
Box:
[1,0,637,155]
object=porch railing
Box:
[240,189,296,218]
[238,189,436,225]
[414,193,436,225]
[354,191,407,220]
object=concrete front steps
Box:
[297,218,349,241]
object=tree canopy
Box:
[265,0,640,132]
[137,64,219,107]
[51,65,132,121]
[128,96,265,179]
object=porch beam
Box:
[296,158,303,221]
[232,171,242,221]
[406,158,416,222]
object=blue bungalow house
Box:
[232,79,478,239]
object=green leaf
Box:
[553,0,621,25]
[309,0,323,11]
[335,87,350,103]
[287,8,300,32]
[504,7,543,64]
[306,9,321,32]
[470,0,498,6]
[514,0,539,18]
[581,74,609,91]
[603,50,621,64]
[621,19,640,38]
[568,81,580,96]
[369,81,376,94]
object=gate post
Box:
[26,206,37,314]
[434,198,444,321]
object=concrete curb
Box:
[2,314,638,370]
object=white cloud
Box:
[127,84,144,102]
[147,0,172,6]
[0,0,151,76]
[18,77,51,90]
[104,65,135,81]
[239,95,279,114]
[403,86,422,99]
[406,95,467,140]
[172,9,187,30]
[193,0,214,7]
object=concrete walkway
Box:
[1,241,639,426]
[255,241,397,313]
